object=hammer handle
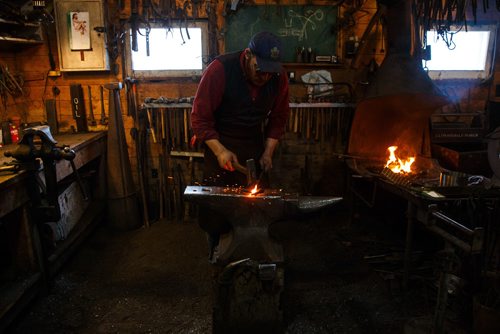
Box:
[232,161,247,174]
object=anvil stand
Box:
[3,125,86,287]
[184,185,342,333]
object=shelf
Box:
[284,63,345,68]
[289,102,355,108]
[0,18,40,28]
[0,36,43,44]
[0,17,43,50]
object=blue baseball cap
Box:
[248,32,283,73]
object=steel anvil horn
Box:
[183,186,342,265]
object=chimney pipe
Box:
[347,0,450,159]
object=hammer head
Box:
[245,159,258,186]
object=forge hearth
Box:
[347,154,444,190]
[347,0,450,161]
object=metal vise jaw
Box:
[4,125,79,222]
[183,185,342,265]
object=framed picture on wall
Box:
[68,11,91,50]
[54,0,109,71]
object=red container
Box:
[9,123,19,144]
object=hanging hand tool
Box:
[125,78,138,117]
[145,26,151,56]
[130,0,139,51]
[146,108,157,143]
[99,85,108,125]
[87,86,97,126]
[70,84,88,133]
[177,3,191,44]
[192,0,199,18]
[131,127,150,227]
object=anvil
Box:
[184,185,342,265]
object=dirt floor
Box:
[5,198,473,334]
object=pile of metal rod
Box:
[287,102,355,150]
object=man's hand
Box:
[260,153,273,172]
[205,139,239,171]
[217,148,239,171]
[260,138,279,172]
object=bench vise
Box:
[3,125,81,222]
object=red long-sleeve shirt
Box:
[191,52,290,142]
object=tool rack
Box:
[140,102,201,223]
[287,102,355,152]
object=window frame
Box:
[424,23,498,81]
[124,20,210,79]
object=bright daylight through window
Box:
[424,24,497,80]
[129,23,208,78]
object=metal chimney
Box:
[348,0,450,159]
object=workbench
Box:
[348,165,500,332]
[0,131,107,332]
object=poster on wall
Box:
[68,11,91,50]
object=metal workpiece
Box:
[183,186,342,264]
[294,195,343,212]
[183,185,342,216]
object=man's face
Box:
[244,50,274,87]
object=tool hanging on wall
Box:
[70,84,88,133]
[130,0,139,51]
[45,99,58,135]
[87,86,97,127]
[99,85,108,125]
[125,78,138,117]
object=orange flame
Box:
[249,184,259,195]
[385,146,415,174]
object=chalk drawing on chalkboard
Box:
[281,9,325,41]
[225,5,338,63]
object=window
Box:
[423,24,497,80]
[125,21,209,78]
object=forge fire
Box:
[385,146,416,174]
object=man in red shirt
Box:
[191,31,290,251]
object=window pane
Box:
[425,30,490,71]
[131,27,203,71]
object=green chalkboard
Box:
[225,5,338,63]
